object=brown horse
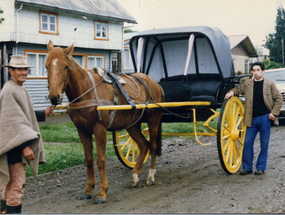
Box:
[45,40,163,204]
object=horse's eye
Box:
[65,66,68,70]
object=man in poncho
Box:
[0,56,54,213]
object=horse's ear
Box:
[64,43,74,56]
[47,40,54,51]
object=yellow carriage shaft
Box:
[96,101,211,111]
[55,101,211,110]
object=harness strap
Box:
[128,73,155,103]
[87,71,102,120]
[107,71,136,110]
[108,79,120,129]
[69,99,112,109]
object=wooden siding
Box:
[231,46,249,74]
[0,0,16,41]
[23,79,68,111]
[6,4,124,50]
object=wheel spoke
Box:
[225,140,232,163]
[126,139,134,159]
[233,141,237,166]
[222,138,231,153]
[225,111,231,130]
[234,106,241,124]
[223,124,231,133]
[229,141,233,167]
[236,137,244,145]
[233,140,241,158]
[132,142,136,163]
[121,137,131,151]
[222,134,231,140]
[118,133,130,139]
[235,116,243,129]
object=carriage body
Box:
[129,26,239,122]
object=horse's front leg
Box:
[77,129,95,200]
[93,124,108,204]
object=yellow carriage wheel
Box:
[112,124,150,169]
[217,97,246,174]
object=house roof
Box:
[227,35,258,57]
[15,0,137,23]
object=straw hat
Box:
[3,55,33,68]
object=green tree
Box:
[262,59,282,70]
[264,6,285,65]
[0,7,4,24]
[124,29,137,33]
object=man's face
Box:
[251,65,265,81]
[9,67,29,86]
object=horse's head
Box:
[46,40,74,105]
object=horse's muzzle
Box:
[49,94,62,106]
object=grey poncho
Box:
[0,80,45,190]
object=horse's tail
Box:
[156,122,162,156]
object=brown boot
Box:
[0,200,6,213]
[6,204,21,214]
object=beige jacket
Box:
[231,78,283,127]
[0,80,45,190]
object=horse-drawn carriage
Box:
[104,26,248,174]
[47,26,248,204]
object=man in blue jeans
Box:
[224,62,283,175]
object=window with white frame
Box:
[26,52,48,77]
[245,59,249,74]
[88,56,104,69]
[124,49,134,73]
[95,21,108,39]
[40,11,58,34]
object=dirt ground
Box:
[20,121,285,214]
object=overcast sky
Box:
[117,0,285,51]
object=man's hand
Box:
[269,113,276,121]
[23,146,34,160]
[45,106,55,117]
[224,91,234,99]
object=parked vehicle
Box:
[264,68,285,120]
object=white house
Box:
[0,0,136,110]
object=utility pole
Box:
[281,37,285,68]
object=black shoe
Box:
[254,170,265,175]
[239,170,252,175]
[6,204,21,214]
[0,199,6,213]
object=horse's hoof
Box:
[94,197,106,204]
[130,173,139,187]
[146,179,155,186]
[130,181,139,187]
[80,193,92,200]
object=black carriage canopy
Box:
[129,26,235,82]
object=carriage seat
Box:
[159,74,224,102]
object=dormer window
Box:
[94,21,109,40]
[39,11,59,35]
